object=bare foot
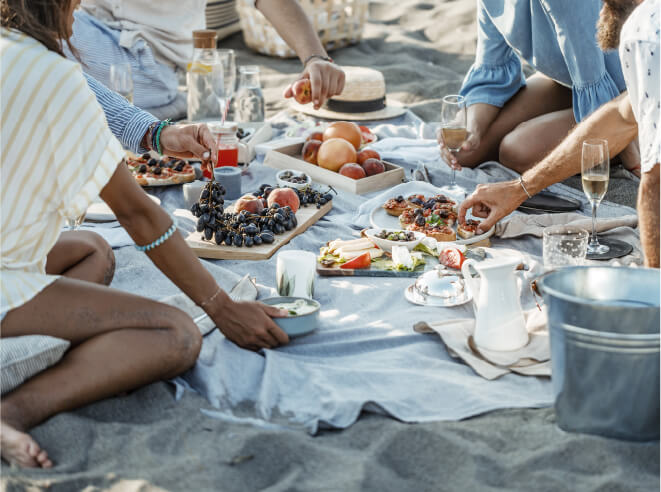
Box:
[1,421,53,468]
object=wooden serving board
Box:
[180,201,332,260]
[264,141,405,195]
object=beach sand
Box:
[3,1,653,489]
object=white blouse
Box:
[620,0,660,174]
[1,29,125,317]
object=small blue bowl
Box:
[261,296,320,338]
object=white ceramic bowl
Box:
[276,169,312,190]
[364,228,425,253]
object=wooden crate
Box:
[264,142,405,194]
[178,201,332,260]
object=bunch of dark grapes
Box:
[190,181,226,242]
[254,184,334,209]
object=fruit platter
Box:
[264,121,404,195]
[179,181,333,260]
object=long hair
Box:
[1,0,78,57]
[597,0,638,51]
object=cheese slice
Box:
[328,238,374,253]
[338,247,384,260]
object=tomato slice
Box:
[439,247,465,270]
[340,252,372,270]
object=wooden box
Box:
[264,142,405,195]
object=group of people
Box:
[0,0,658,469]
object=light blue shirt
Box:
[460,0,627,122]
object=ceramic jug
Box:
[461,255,529,351]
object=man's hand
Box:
[158,123,216,162]
[284,60,345,110]
[210,298,290,351]
[459,180,528,233]
[438,130,481,170]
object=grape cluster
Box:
[255,184,334,209]
[190,181,297,247]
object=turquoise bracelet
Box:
[135,224,176,252]
[155,118,172,155]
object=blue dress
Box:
[460,0,627,122]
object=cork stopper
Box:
[193,30,217,49]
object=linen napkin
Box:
[496,212,638,239]
[414,307,550,380]
[76,222,134,249]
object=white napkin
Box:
[76,222,134,249]
[369,138,441,163]
[496,212,638,239]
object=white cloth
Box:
[619,0,661,173]
[80,0,207,69]
[0,29,125,317]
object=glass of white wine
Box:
[65,212,86,231]
[581,139,610,255]
[440,95,467,195]
[109,63,134,104]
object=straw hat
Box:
[290,66,407,121]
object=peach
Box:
[267,188,300,213]
[302,139,322,165]
[323,121,362,150]
[306,131,324,142]
[357,149,380,165]
[361,158,386,176]
[318,138,357,172]
[292,79,312,105]
[339,163,366,180]
[234,194,265,214]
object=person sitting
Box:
[0,0,289,468]
[439,0,641,176]
[70,0,345,118]
[458,0,659,268]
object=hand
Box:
[284,60,345,110]
[158,123,217,163]
[459,180,528,233]
[438,130,480,170]
[210,298,290,351]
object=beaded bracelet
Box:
[135,223,176,252]
[153,118,172,156]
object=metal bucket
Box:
[537,266,660,441]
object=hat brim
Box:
[290,98,407,121]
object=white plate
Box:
[369,206,494,246]
[86,194,161,222]
[276,169,312,190]
[404,283,473,307]
[364,228,425,253]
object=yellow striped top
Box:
[1,29,126,317]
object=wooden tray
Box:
[179,201,332,260]
[264,141,405,195]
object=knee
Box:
[83,231,115,285]
[498,131,532,174]
[161,308,203,376]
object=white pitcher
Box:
[461,255,529,351]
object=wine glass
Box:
[215,49,236,123]
[581,139,610,255]
[109,63,134,103]
[439,94,467,196]
[65,212,86,231]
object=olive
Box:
[175,164,184,172]
[148,158,159,166]
[204,227,213,241]
[415,216,425,227]
[138,164,148,173]
[152,167,162,175]
[414,208,423,216]
[141,153,151,160]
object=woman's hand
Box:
[284,60,345,110]
[158,124,217,162]
[209,297,290,351]
[438,131,481,170]
[458,180,528,233]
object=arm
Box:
[459,92,638,232]
[638,165,660,268]
[99,162,289,350]
[256,0,345,108]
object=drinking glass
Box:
[65,212,86,231]
[542,225,589,271]
[440,95,467,196]
[235,65,265,122]
[581,139,610,255]
[109,63,134,103]
[213,49,236,123]
[276,250,316,299]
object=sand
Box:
[3,1,654,490]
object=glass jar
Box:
[187,30,222,122]
[205,123,239,179]
[235,65,265,123]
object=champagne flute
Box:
[215,49,236,123]
[440,94,467,195]
[109,63,134,103]
[581,139,610,255]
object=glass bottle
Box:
[235,65,265,123]
[187,30,222,122]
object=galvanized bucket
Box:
[537,266,660,441]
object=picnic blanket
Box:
[98,111,641,434]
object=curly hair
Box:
[1,0,78,56]
[597,0,638,51]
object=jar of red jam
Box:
[204,123,239,179]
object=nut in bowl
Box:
[262,296,321,338]
[364,228,425,253]
[276,169,312,190]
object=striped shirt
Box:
[1,29,126,317]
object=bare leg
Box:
[1,235,202,468]
[638,164,660,268]
[46,231,115,285]
[457,73,574,168]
